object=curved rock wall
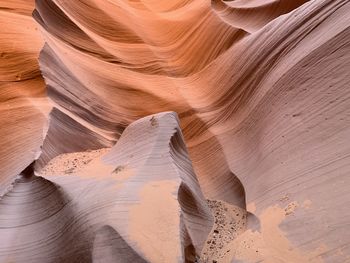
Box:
[0,112,213,262]
[0,0,51,194]
[1,0,350,261]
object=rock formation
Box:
[0,112,213,262]
[0,0,51,194]
[1,0,349,262]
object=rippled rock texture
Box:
[1,0,350,262]
[0,112,213,262]
[0,0,51,194]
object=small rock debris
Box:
[150,116,158,127]
[199,200,247,262]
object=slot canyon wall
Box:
[0,0,349,262]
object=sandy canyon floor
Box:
[36,147,330,263]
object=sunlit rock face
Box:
[0,0,51,195]
[1,0,350,262]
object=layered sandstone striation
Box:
[0,0,350,262]
[0,112,213,262]
[0,0,51,194]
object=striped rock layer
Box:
[0,0,349,262]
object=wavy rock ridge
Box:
[0,112,213,262]
[0,0,350,262]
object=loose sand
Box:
[199,199,326,263]
[200,200,246,262]
[38,150,327,263]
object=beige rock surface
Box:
[0,112,213,262]
[1,0,350,262]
